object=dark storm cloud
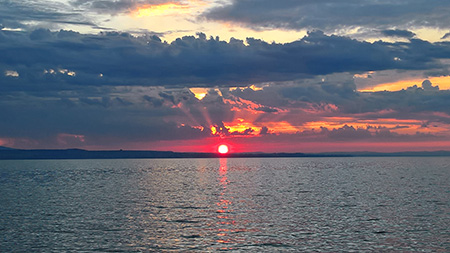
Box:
[203,0,450,31]
[0,0,97,30]
[2,29,450,90]
[381,29,416,39]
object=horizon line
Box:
[1,147,450,160]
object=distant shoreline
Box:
[1,148,450,160]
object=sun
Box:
[218,144,229,154]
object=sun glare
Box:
[218,144,229,154]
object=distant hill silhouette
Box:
[0,148,449,160]
[0,146,15,150]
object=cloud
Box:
[420,80,439,91]
[69,0,186,15]
[442,32,450,40]
[203,0,450,32]
[1,28,450,150]
[255,107,278,113]
[320,125,438,141]
[227,79,450,130]
[222,124,443,143]
[0,0,98,30]
[2,29,450,91]
[4,70,19,77]
[381,29,416,39]
[143,95,164,107]
[1,75,450,149]
[0,88,214,149]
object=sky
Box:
[1,0,450,153]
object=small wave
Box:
[181,234,202,238]
[174,206,205,210]
[373,231,391,234]
[166,219,201,223]
[247,242,293,248]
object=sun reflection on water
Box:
[215,158,235,248]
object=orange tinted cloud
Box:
[221,118,262,136]
[262,121,299,134]
[300,117,440,135]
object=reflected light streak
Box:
[219,158,228,179]
[216,158,235,247]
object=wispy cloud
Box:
[381,29,416,39]
[0,0,98,30]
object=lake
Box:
[0,157,448,251]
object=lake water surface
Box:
[0,157,449,251]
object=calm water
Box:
[0,157,449,252]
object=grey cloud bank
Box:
[0,0,98,30]
[1,74,449,149]
[204,0,450,31]
[69,0,185,14]
[1,28,450,149]
[2,29,450,91]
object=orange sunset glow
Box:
[359,76,450,92]
[132,3,190,17]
